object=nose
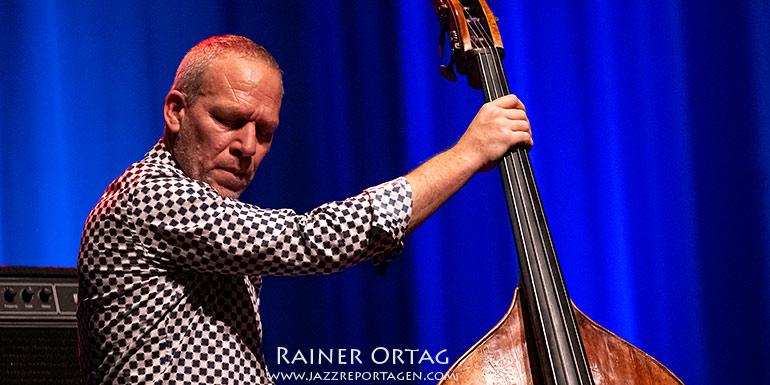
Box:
[230,122,257,158]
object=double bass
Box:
[431,1,684,383]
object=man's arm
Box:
[124,166,411,277]
[405,94,532,234]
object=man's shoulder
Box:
[90,140,189,209]
[132,139,183,177]
[115,139,187,186]
[123,154,182,184]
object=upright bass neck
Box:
[433,1,593,382]
[472,45,594,384]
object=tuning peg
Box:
[440,62,457,82]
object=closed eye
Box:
[257,130,274,143]
[213,115,232,126]
[214,115,247,130]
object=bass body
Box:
[438,290,683,384]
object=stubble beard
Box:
[171,123,243,200]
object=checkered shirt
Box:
[77,139,412,384]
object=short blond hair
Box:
[171,35,282,106]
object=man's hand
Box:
[404,94,532,233]
[454,94,532,173]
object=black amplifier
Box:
[0,266,80,384]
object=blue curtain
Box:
[1,1,768,383]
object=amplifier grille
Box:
[0,326,80,385]
[0,266,80,384]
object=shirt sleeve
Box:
[126,174,412,276]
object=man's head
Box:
[163,35,283,199]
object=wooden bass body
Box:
[439,290,683,385]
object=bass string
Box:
[465,10,564,374]
[478,18,592,376]
[466,11,590,381]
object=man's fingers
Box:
[501,108,528,123]
[490,93,526,111]
[509,130,534,149]
[494,104,531,135]
[507,119,532,138]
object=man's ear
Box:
[164,90,186,134]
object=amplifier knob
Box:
[22,287,35,302]
[39,287,53,302]
[3,287,17,302]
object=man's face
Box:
[170,55,283,199]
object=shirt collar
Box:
[143,138,177,167]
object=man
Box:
[77,35,531,384]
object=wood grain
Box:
[439,291,683,385]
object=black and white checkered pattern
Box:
[77,139,412,384]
